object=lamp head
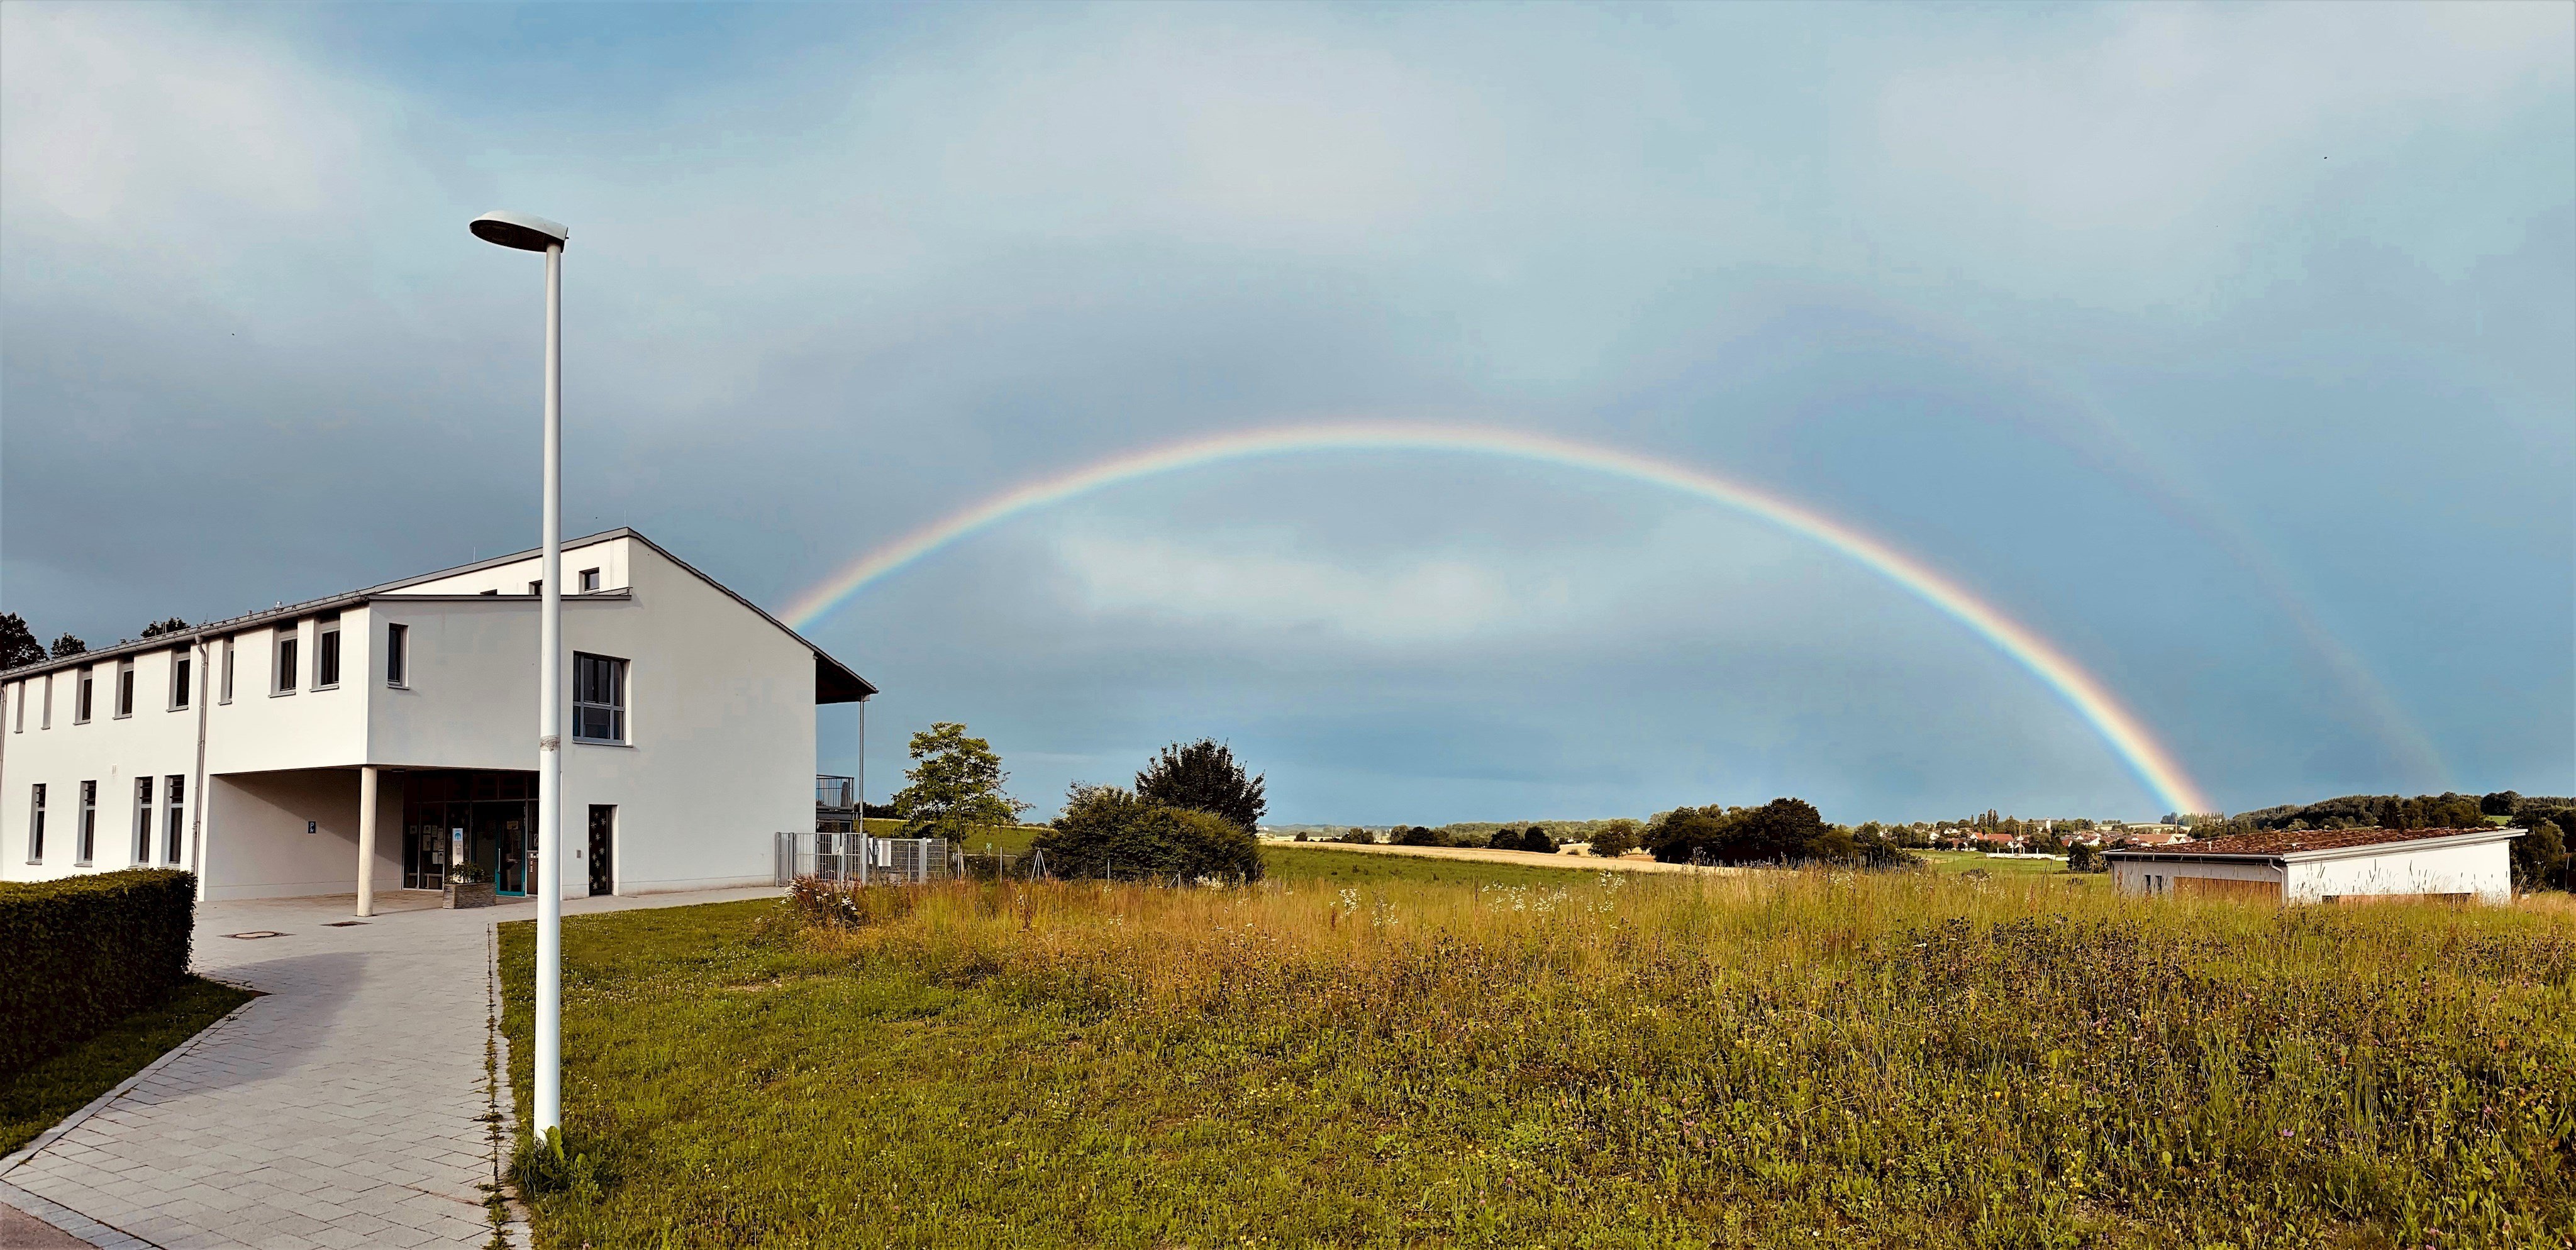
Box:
[470,211,570,252]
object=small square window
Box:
[530,580,543,595]
[579,568,601,593]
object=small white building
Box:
[2106,826,2521,905]
[0,530,873,904]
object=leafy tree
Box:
[1650,799,1829,865]
[2512,820,2568,892]
[0,613,43,670]
[889,721,1028,842]
[1517,826,1557,854]
[1035,784,1262,882]
[2482,791,2523,817]
[49,633,86,659]
[1336,827,1375,845]
[1394,825,1440,846]
[1135,739,1267,832]
[2067,843,2107,873]
[1588,819,1641,859]
[139,617,189,639]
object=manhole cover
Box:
[324,921,368,927]
[225,931,284,940]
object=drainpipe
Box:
[189,637,213,900]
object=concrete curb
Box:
[0,1180,159,1249]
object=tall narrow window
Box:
[274,627,299,695]
[115,658,135,717]
[41,673,52,728]
[220,637,235,704]
[170,648,192,711]
[386,622,409,687]
[75,666,94,723]
[10,681,19,732]
[315,615,341,689]
[165,775,186,863]
[573,653,627,744]
[579,567,601,593]
[26,784,43,863]
[77,780,96,865]
[133,776,153,863]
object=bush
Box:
[2067,843,2108,873]
[783,877,919,929]
[1037,786,1264,882]
[0,869,197,1078]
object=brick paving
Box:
[0,885,779,1249]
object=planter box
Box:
[443,882,497,910]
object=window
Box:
[386,622,409,687]
[77,780,96,865]
[274,626,299,695]
[165,775,185,864]
[573,653,626,743]
[11,680,19,733]
[40,674,52,728]
[529,580,544,595]
[579,567,601,593]
[133,776,153,864]
[220,637,235,704]
[75,666,94,723]
[315,615,341,689]
[479,589,498,597]
[115,658,135,717]
[171,648,191,711]
[26,784,43,863]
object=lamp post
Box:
[470,209,570,1137]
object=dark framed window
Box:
[133,776,153,864]
[77,780,97,865]
[75,666,94,723]
[165,775,185,863]
[315,615,341,689]
[220,637,235,704]
[274,628,299,695]
[171,648,192,710]
[26,784,43,863]
[579,567,601,593]
[529,580,543,595]
[115,658,135,717]
[41,673,52,728]
[386,622,409,687]
[573,653,626,744]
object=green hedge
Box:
[0,870,198,1080]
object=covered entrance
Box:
[400,770,538,893]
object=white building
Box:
[0,530,873,905]
[2106,826,2521,905]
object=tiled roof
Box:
[2120,827,2506,857]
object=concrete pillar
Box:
[357,765,378,917]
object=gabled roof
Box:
[1,528,877,702]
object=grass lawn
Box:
[501,874,2574,1248]
[0,976,253,1155]
[1260,843,1608,887]
[1915,849,2091,880]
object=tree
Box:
[1589,819,1641,858]
[2067,843,2107,873]
[2512,819,2568,892]
[1648,799,1831,865]
[49,634,86,659]
[1135,739,1266,832]
[0,613,42,670]
[1336,827,1375,845]
[889,722,1028,841]
[2482,791,2522,817]
[1035,785,1263,882]
[1517,826,1557,854]
[1394,825,1440,846]
[139,617,189,639]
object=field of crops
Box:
[499,870,2575,1248]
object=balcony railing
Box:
[816,775,856,812]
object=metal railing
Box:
[816,775,857,812]
[775,831,953,885]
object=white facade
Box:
[2108,827,2521,905]
[0,531,871,902]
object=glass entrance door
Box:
[483,801,531,895]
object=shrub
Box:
[0,869,197,1078]
[784,877,919,929]
[2067,842,2108,873]
[1036,785,1264,882]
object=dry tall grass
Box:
[511,870,2575,1247]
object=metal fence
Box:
[774,831,955,885]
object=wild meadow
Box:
[499,867,2575,1249]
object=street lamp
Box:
[471,209,570,1137]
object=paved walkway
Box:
[0,885,780,1249]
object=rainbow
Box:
[781,421,2213,814]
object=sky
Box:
[3,2,2569,826]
